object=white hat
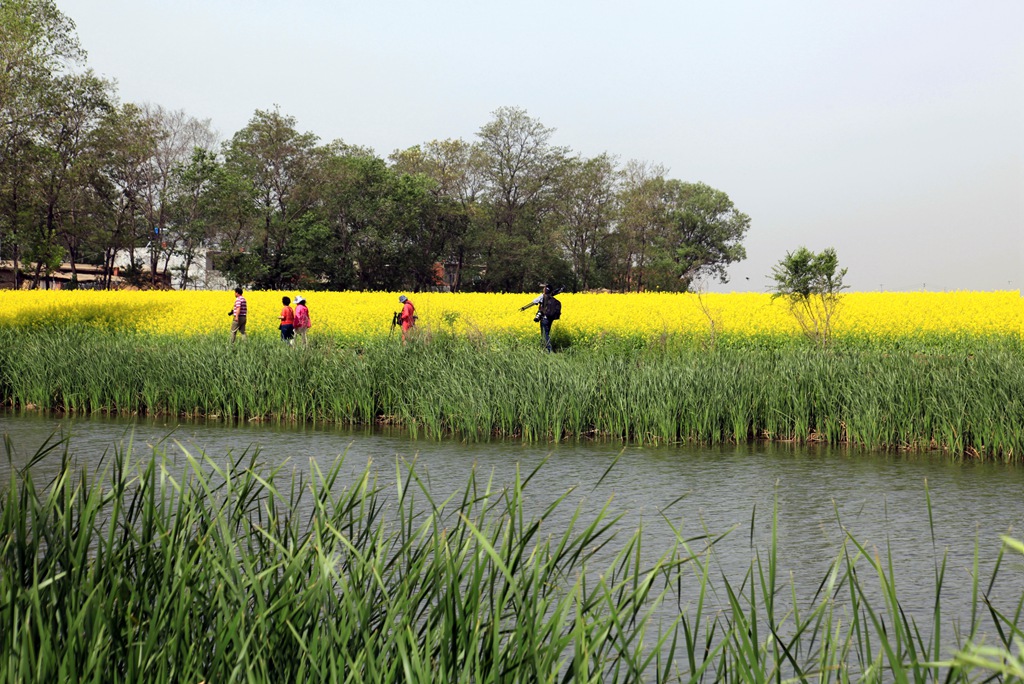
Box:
[295,295,305,304]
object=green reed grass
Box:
[1,436,1022,682]
[0,327,1021,459]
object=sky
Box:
[58,0,1022,293]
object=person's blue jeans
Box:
[539,316,552,352]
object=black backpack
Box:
[543,295,561,321]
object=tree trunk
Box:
[180,253,194,290]
[452,247,464,292]
[68,239,79,279]
[103,248,115,289]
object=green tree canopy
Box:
[1,1,755,294]
[648,180,750,292]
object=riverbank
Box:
[1,327,1020,459]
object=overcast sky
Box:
[58,0,1022,293]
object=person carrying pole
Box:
[519,284,561,352]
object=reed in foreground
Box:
[1,436,1022,682]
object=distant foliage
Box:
[0,2,752,293]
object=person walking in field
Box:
[229,287,247,343]
[519,284,561,352]
[398,295,416,343]
[293,295,311,346]
[279,296,295,344]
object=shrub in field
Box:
[770,246,848,347]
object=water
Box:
[3,410,1024,637]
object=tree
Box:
[0,0,85,287]
[166,147,219,288]
[474,106,570,291]
[611,161,666,291]
[646,180,750,292]
[91,101,154,287]
[0,0,82,104]
[611,170,750,293]
[770,247,848,346]
[313,150,392,289]
[25,70,112,287]
[221,107,320,288]
[389,172,463,292]
[312,149,458,291]
[137,104,216,286]
[389,139,482,290]
[554,153,618,291]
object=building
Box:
[113,247,230,290]
[0,261,124,290]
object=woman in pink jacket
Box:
[293,295,311,346]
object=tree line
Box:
[1,0,751,292]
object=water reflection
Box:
[2,410,1023,629]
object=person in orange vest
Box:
[398,295,416,343]
[279,296,295,345]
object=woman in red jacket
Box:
[398,295,415,343]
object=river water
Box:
[3,410,1023,645]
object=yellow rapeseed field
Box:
[1,290,1020,339]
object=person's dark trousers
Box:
[539,316,552,352]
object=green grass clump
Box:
[2,436,1023,682]
[0,327,1021,458]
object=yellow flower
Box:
[1,290,1020,340]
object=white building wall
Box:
[114,248,231,290]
